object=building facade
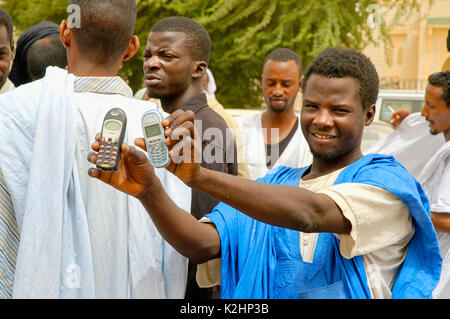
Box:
[363,0,450,90]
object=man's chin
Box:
[268,103,289,113]
[429,128,439,135]
[147,90,169,100]
[311,151,339,161]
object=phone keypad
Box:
[96,137,120,169]
[148,142,168,166]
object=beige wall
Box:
[363,0,450,90]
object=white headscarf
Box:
[205,68,217,99]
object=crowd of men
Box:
[0,0,448,300]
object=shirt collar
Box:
[73,76,133,98]
[180,92,208,113]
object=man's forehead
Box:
[147,31,189,47]
[262,59,300,79]
[263,59,299,71]
[303,74,362,103]
[305,75,358,93]
[426,85,445,101]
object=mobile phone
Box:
[96,108,127,172]
[141,109,170,168]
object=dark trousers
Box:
[184,260,220,299]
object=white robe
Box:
[0,67,190,299]
[365,113,445,179]
[235,113,312,180]
[420,141,450,299]
[364,112,449,298]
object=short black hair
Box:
[69,0,136,64]
[428,71,450,108]
[27,37,67,81]
[151,16,211,63]
[0,8,14,48]
[264,48,302,75]
[302,47,379,110]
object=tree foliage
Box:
[1,0,425,108]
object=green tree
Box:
[1,0,426,108]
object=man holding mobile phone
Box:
[88,48,441,299]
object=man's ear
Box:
[296,76,302,93]
[192,61,207,80]
[10,45,15,63]
[123,36,140,62]
[59,20,72,49]
[365,104,376,126]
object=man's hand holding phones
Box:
[87,109,201,199]
[88,134,158,200]
[163,109,201,186]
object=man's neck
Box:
[304,149,364,180]
[262,108,298,145]
[68,60,121,78]
[159,86,202,114]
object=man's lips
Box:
[310,132,337,140]
[270,98,287,105]
[144,74,161,81]
[144,74,162,86]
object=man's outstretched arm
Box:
[189,166,351,234]
[161,111,351,235]
[87,110,220,264]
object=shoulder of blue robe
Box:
[207,156,441,299]
[336,153,442,299]
[206,166,308,299]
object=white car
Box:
[375,89,425,124]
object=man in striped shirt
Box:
[0,0,190,299]
[0,8,17,299]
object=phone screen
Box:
[105,120,122,131]
[145,124,162,138]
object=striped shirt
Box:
[0,75,132,299]
[73,76,133,97]
[0,79,18,299]
[0,173,19,299]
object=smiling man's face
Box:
[301,74,375,164]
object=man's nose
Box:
[272,84,284,96]
[313,109,333,128]
[144,56,161,71]
[421,104,428,117]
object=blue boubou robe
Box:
[206,154,442,299]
